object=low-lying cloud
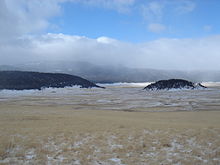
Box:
[1,33,220,70]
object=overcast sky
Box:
[0,0,220,70]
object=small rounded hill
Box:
[144,79,206,90]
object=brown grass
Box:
[0,103,220,164]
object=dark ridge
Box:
[2,62,220,83]
[0,71,104,90]
[144,79,206,90]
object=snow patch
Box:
[25,149,36,160]
[109,158,125,165]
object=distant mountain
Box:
[0,71,103,90]
[0,65,20,71]
[144,79,206,90]
[1,61,220,83]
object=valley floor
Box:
[0,104,220,165]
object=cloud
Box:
[141,0,196,22]
[70,0,136,13]
[0,0,62,43]
[0,0,197,42]
[175,0,196,14]
[142,1,164,22]
[0,0,218,71]
[148,23,166,33]
[203,25,212,32]
[0,0,136,44]
[1,33,220,70]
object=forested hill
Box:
[0,71,104,90]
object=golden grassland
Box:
[0,103,220,165]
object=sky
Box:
[0,0,220,70]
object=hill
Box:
[0,71,103,90]
[144,79,206,90]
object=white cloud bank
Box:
[1,33,220,70]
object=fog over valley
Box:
[1,34,220,72]
[1,33,220,82]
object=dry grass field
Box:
[0,84,220,164]
[0,104,220,165]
